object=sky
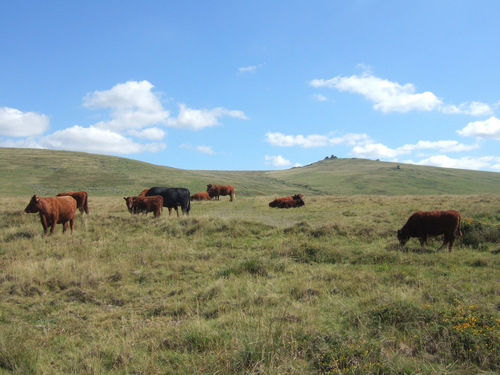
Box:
[1,1,500,172]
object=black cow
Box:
[145,187,191,217]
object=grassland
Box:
[0,148,499,374]
[1,148,500,197]
[1,193,499,374]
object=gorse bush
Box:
[461,217,500,250]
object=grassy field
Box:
[2,148,500,197]
[1,193,499,374]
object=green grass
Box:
[1,148,500,197]
[1,194,499,374]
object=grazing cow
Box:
[124,195,163,218]
[190,192,212,201]
[145,187,191,216]
[56,191,89,214]
[25,195,77,235]
[269,194,304,208]
[206,184,235,202]
[277,196,305,208]
[397,210,462,252]
[138,188,150,197]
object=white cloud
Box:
[168,104,247,130]
[310,71,492,116]
[266,131,372,148]
[196,145,215,155]
[410,155,497,170]
[265,155,292,167]
[0,107,50,137]
[352,139,478,159]
[39,125,165,154]
[238,63,265,74]
[265,132,329,147]
[311,94,328,102]
[442,101,493,116]
[310,72,442,113]
[128,127,166,140]
[83,80,170,131]
[457,116,500,140]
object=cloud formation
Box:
[265,155,292,167]
[168,104,248,130]
[458,116,500,140]
[39,125,165,154]
[0,107,49,137]
[1,80,247,156]
[310,71,492,116]
[265,132,371,148]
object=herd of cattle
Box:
[23,184,463,252]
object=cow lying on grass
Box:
[397,210,462,252]
[190,192,212,201]
[25,195,77,235]
[124,196,163,218]
[269,194,304,208]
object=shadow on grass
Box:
[3,231,35,242]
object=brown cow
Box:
[397,210,462,252]
[190,192,212,201]
[124,196,163,218]
[277,196,305,208]
[25,195,77,235]
[269,194,304,208]
[206,184,235,202]
[56,191,89,214]
[138,188,150,197]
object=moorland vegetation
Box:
[0,148,499,374]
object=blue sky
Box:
[1,1,500,171]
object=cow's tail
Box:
[83,192,89,214]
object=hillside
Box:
[1,148,499,196]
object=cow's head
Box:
[25,195,41,213]
[123,197,134,213]
[296,197,305,207]
[397,229,409,246]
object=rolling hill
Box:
[1,148,499,196]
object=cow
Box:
[25,195,77,235]
[124,195,163,218]
[190,192,212,201]
[138,188,150,197]
[277,196,305,208]
[56,191,89,214]
[397,210,462,252]
[206,184,235,202]
[145,187,191,217]
[269,194,304,208]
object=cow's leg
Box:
[63,221,68,233]
[168,207,172,216]
[70,218,75,234]
[174,206,180,217]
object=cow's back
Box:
[146,187,191,214]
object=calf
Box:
[269,194,304,208]
[190,192,212,201]
[397,210,462,252]
[25,195,77,235]
[124,196,163,218]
